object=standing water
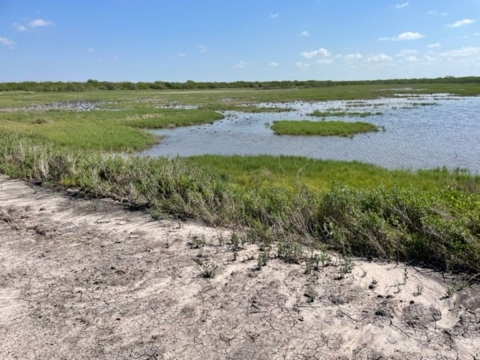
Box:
[139,94,480,173]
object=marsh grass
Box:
[309,111,383,118]
[270,120,379,137]
[0,108,223,151]
[1,86,480,274]
[1,131,479,273]
[187,155,480,193]
[2,83,480,110]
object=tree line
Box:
[1,76,479,92]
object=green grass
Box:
[1,82,479,109]
[0,86,480,273]
[309,111,383,118]
[270,120,379,137]
[0,108,223,151]
[187,155,480,193]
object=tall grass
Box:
[1,131,479,273]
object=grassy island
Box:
[270,120,379,137]
[309,111,383,118]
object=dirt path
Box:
[0,176,479,359]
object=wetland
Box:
[1,81,480,358]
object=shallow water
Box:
[140,95,480,173]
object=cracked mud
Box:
[0,176,479,359]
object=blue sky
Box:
[1,0,479,82]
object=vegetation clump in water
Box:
[270,120,379,137]
[309,111,383,118]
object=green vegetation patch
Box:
[2,82,480,110]
[0,108,223,151]
[271,120,379,137]
[309,111,383,118]
[188,155,480,193]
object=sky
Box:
[1,0,480,82]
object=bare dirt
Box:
[0,176,479,359]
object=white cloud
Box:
[28,19,53,28]
[234,61,252,69]
[178,53,186,57]
[12,23,26,31]
[427,10,449,16]
[365,54,393,62]
[475,33,480,36]
[300,31,310,37]
[344,53,363,60]
[270,13,279,18]
[440,46,480,58]
[268,62,279,67]
[0,36,15,46]
[427,43,441,48]
[405,56,418,62]
[301,48,331,59]
[295,62,310,68]
[397,32,425,40]
[87,48,94,52]
[114,55,119,59]
[198,44,208,53]
[446,19,476,28]
[396,49,419,56]
[379,32,425,41]
[316,59,333,65]
[396,1,409,9]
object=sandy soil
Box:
[0,175,479,360]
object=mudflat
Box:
[0,176,479,359]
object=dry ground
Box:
[0,176,479,359]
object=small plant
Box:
[415,284,424,297]
[457,282,467,291]
[403,267,409,284]
[200,261,218,278]
[257,251,269,269]
[230,232,240,252]
[189,234,206,257]
[318,251,332,267]
[304,287,316,303]
[277,241,303,264]
[340,257,355,275]
[305,257,314,274]
[189,234,206,249]
[217,233,225,246]
[445,286,455,299]
[369,279,378,290]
